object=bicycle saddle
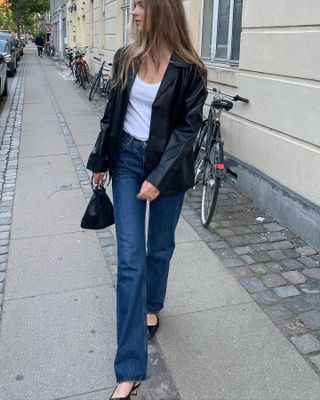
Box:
[213,99,233,111]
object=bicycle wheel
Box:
[194,120,208,185]
[89,73,101,101]
[200,140,223,227]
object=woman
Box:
[87,0,207,398]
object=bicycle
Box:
[45,43,56,58]
[193,87,249,227]
[70,47,89,89]
[64,47,74,68]
[89,57,113,101]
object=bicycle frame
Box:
[203,106,225,179]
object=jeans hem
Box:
[116,376,146,383]
[146,309,161,314]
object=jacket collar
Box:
[126,52,190,103]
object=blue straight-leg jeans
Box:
[112,131,184,383]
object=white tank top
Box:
[123,74,161,141]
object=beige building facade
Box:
[63,0,320,248]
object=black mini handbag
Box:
[81,178,114,230]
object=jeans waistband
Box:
[122,131,148,149]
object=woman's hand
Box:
[92,172,107,185]
[137,180,160,202]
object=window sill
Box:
[204,62,240,88]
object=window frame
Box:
[200,0,242,65]
[121,0,131,45]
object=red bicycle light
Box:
[217,163,225,170]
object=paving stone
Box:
[290,237,308,247]
[303,268,320,280]
[233,246,252,256]
[290,333,320,354]
[309,354,320,372]
[273,285,300,298]
[249,224,266,233]
[0,272,5,282]
[264,303,293,322]
[266,231,290,243]
[229,266,254,279]
[306,294,320,309]
[216,228,235,237]
[300,257,320,268]
[281,249,300,259]
[214,247,237,259]
[299,310,320,330]
[232,226,252,234]
[0,239,9,247]
[281,258,304,271]
[99,237,115,247]
[262,273,288,288]
[0,232,9,240]
[250,262,283,275]
[251,290,278,307]
[251,242,275,252]
[263,222,284,232]
[222,257,245,268]
[299,281,320,294]
[276,318,309,336]
[266,250,287,262]
[250,252,273,263]
[284,296,312,313]
[241,255,255,265]
[239,276,265,293]
[281,271,307,285]
[0,263,6,272]
[0,254,8,263]
[245,233,268,244]
[296,246,318,257]
[225,235,253,247]
[207,241,229,250]
[0,246,8,255]
[194,227,217,241]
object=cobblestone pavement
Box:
[185,182,320,374]
[56,60,320,376]
[0,61,25,321]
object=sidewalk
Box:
[0,46,320,400]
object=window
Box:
[122,0,131,44]
[201,0,243,64]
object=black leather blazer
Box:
[87,48,207,196]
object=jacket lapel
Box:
[154,52,188,103]
[126,64,138,99]
[125,53,189,103]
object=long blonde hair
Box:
[114,0,207,90]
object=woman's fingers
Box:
[137,180,160,201]
[93,172,106,185]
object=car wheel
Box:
[1,78,8,97]
[7,63,14,77]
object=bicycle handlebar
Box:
[234,95,249,103]
[210,87,249,103]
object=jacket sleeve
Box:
[146,65,207,192]
[86,47,125,172]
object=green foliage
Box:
[0,3,14,30]
[8,0,50,36]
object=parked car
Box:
[0,39,16,77]
[0,53,8,97]
[15,39,24,58]
[0,38,17,76]
[0,31,18,75]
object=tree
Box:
[0,1,14,30]
[9,0,50,36]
